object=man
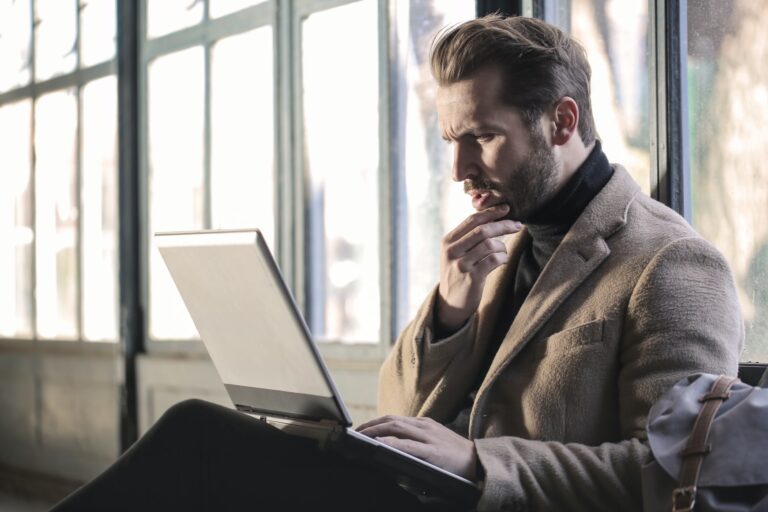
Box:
[358,15,742,511]
[52,15,741,512]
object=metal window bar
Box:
[117,0,142,451]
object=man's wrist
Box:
[433,311,469,340]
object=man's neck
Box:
[555,139,596,193]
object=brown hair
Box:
[430,15,597,145]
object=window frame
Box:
[0,0,119,350]
[139,0,396,362]
[138,0,280,356]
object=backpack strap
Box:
[672,375,739,512]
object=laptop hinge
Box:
[236,405,344,447]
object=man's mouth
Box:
[468,188,505,211]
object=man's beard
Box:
[464,127,560,222]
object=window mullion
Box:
[377,0,391,348]
[117,0,143,450]
[276,0,296,288]
[29,0,39,340]
[75,0,84,340]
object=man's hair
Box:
[430,15,597,145]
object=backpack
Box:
[641,372,768,511]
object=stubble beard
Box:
[502,127,560,222]
[462,126,561,222]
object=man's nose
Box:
[451,143,477,182]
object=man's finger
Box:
[358,419,432,442]
[356,415,395,432]
[447,219,521,259]
[455,237,508,272]
[471,251,509,278]
[356,415,431,432]
[444,204,510,243]
[374,436,432,461]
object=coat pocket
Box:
[544,318,605,349]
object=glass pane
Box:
[210,27,275,246]
[148,47,204,339]
[210,0,267,18]
[35,90,79,339]
[81,76,118,341]
[552,0,651,192]
[146,0,203,39]
[80,0,116,67]
[688,1,768,362]
[302,0,379,342]
[35,0,77,81]
[0,100,33,338]
[398,0,476,327]
[0,0,32,92]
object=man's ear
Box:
[551,97,579,146]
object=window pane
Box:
[398,0,476,327]
[81,76,118,341]
[35,0,77,81]
[35,90,78,339]
[210,27,275,246]
[148,48,204,339]
[688,1,768,362]
[146,0,203,39]
[552,0,651,192]
[210,0,267,18]
[0,0,32,92]
[302,0,379,342]
[0,100,33,337]
[80,0,116,67]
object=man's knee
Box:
[155,398,222,432]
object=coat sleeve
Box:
[473,236,744,512]
[377,285,479,418]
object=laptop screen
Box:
[155,229,350,425]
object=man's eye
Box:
[476,134,494,143]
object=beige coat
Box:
[379,166,743,511]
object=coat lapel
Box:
[470,166,641,434]
[472,230,531,356]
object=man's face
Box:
[436,66,562,222]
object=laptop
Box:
[154,228,479,505]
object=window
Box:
[143,1,276,341]
[396,0,477,329]
[550,0,652,193]
[0,0,118,342]
[688,0,768,362]
[301,0,381,342]
[144,0,476,347]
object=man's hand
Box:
[357,415,479,481]
[436,204,522,334]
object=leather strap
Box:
[672,375,739,512]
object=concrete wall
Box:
[0,346,122,484]
[0,343,381,493]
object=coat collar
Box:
[469,165,641,436]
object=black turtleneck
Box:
[523,140,614,271]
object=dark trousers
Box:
[51,399,435,512]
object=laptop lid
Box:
[155,229,352,427]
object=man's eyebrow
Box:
[442,126,499,141]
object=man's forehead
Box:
[436,68,523,134]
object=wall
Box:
[0,344,381,495]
